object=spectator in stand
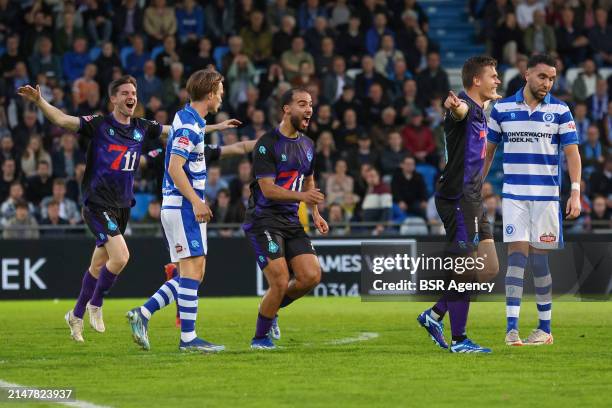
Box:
[310,104,339,139]
[162,62,184,111]
[314,36,336,77]
[205,0,235,45]
[334,84,362,123]
[1,182,35,226]
[574,101,591,144]
[380,131,410,177]
[416,51,450,108]
[290,61,319,89]
[326,203,349,236]
[601,101,612,146]
[221,35,244,75]
[366,12,394,56]
[124,34,149,79]
[55,10,85,55]
[336,108,365,150]
[273,15,297,59]
[405,34,430,75]
[589,155,612,200]
[229,158,252,203]
[495,12,525,66]
[137,60,163,107]
[402,108,437,166]
[391,155,428,219]
[344,134,380,177]
[2,200,39,239]
[155,36,181,79]
[52,133,85,179]
[83,0,112,45]
[39,199,70,236]
[575,0,597,31]
[587,78,609,122]
[297,0,326,33]
[374,34,405,77]
[581,125,605,176]
[355,55,388,101]
[22,10,52,56]
[187,38,215,75]
[12,110,43,153]
[281,36,314,82]
[227,54,257,111]
[524,9,557,56]
[337,15,367,68]
[516,0,545,30]
[239,109,270,140]
[266,0,296,32]
[29,35,62,81]
[62,36,90,82]
[556,7,589,67]
[25,160,52,206]
[506,55,528,96]
[305,16,334,59]
[240,10,273,67]
[395,78,420,118]
[314,131,339,182]
[589,8,612,68]
[323,56,354,104]
[176,0,205,45]
[144,0,177,47]
[72,63,99,107]
[112,0,143,45]
[20,135,51,178]
[40,178,81,225]
[572,59,601,102]
[371,106,400,148]
[0,34,25,80]
[235,86,267,126]
[95,42,121,93]
[396,10,422,59]
[66,162,86,205]
[210,188,244,237]
[0,159,18,202]
[203,164,228,204]
[326,158,354,205]
[551,56,571,101]
[588,194,611,230]
[362,167,393,235]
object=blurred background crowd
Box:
[0,0,610,239]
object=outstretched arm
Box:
[444,90,469,121]
[206,118,242,133]
[219,140,256,157]
[18,85,80,131]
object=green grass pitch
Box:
[1,298,611,407]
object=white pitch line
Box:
[0,379,112,408]
[328,332,379,345]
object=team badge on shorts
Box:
[268,241,279,254]
[505,224,515,236]
[103,212,118,231]
[539,233,556,242]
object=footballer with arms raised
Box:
[416,56,501,353]
[244,88,329,349]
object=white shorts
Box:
[502,198,562,249]
[161,207,208,262]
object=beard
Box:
[528,83,547,101]
[290,114,305,131]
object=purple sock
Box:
[432,295,448,318]
[89,265,118,307]
[73,270,98,318]
[448,293,470,341]
[254,313,274,339]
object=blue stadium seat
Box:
[120,46,135,68]
[416,163,438,197]
[88,46,101,61]
[213,46,229,70]
[131,193,155,221]
[391,203,407,224]
[0,46,5,57]
[150,45,164,61]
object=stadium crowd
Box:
[0,0,610,239]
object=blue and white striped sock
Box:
[506,252,527,333]
[531,253,552,334]
[141,276,179,320]
[178,277,199,342]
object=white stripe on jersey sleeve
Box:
[503,163,559,176]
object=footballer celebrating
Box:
[417,56,500,353]
[485,54,581,346]
[244,88,329,350]
[126,69,254,352]
[18,76,171,342]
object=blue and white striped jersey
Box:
[162,104,220,209]
[487,89,579,201]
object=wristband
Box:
[571,182,580,192]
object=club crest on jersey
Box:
[259,145,267,155]
[510,112,516,119]
[133,129,143,142]
[543,112,554,123]
[108,128,115,136]
[281,153,287,162]
[307,149,313,162]
[191,240,200,248]
[505,224,515,236]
